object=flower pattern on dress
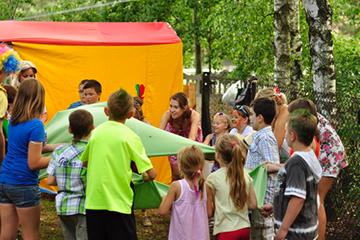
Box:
[317,113,348,177]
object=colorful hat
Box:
[0,44,21,73]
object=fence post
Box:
[201,72,213,137]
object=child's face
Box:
[212,115,228,134]
[19,68,36,82]
[169,99,185,119]
[285,124,296,148]
[249,108,261,131]
[84,87,100,104]
[232,110,247,129]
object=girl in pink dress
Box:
[159,146,209,240]
[160,92,203,180]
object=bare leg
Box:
[0,203,18,240]
[318,177,335,240]
[17,205,41,240]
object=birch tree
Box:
[302,0,336,120]
[274,0,291,91]
[289,0,302,100]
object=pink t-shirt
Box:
[168,179,209,240]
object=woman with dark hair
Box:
[160,92,202,180]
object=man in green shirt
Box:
[81,88,156,240]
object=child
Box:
[0,44,21,162]
[203,112,232,172]
[204,112,232,146]
[274,109,322,240]
[159,145,209,240]
[11,60,37,88]
[230,105,254,137]
[245,97,280,240]
[0,79,49,239]
[68,79,89,109]
[82,79,102,105]
[81,88,156,240]
[206,134,257,240]
[47,109,94,240]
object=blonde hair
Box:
[254,87,275,100]
[215,134,248,210]
[177,145,205,199]
[214,112,232,131]
[11,78,45,125]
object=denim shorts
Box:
[0,183,40,207]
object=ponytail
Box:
[227,145,247,210]
[215,134,248,210]
[178,145,206,200]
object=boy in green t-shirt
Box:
[81,88,156,240]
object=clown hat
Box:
[0,44,21,73]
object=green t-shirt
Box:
[81,120,153,214]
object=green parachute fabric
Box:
[42,102,267,209]
[45,102,215,157]
[133,165,267,209]
[248,165,267,207]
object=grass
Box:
[39,195,170,240]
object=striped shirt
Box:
[47,141,87,215]
[274,153,320,239]
[245,126,279,204]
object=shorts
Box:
[59,214,87,240]
[86,209,137,240]
[0,183,40,207]
[217,228,250,240]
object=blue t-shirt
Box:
[68,101,82,109]
[0,118,46,185]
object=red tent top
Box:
[0,21,181,46]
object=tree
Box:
[302,0,337,121]
[274,0,291,91]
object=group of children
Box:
[159,94,331,240]
[0,44,345,240]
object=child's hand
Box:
[259,203,273,217]
[263,161,282,173]
[275,227,288,240]
[142,172,150,181]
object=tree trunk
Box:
[193,0,202,115]
[302,0,336,121]
[288,0,302,101]
[274,0,291,91]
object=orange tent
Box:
[0,21,183,183]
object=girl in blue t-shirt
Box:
[0,78,50,239]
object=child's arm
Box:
[28,142,50,170]
[47,176,57,186]
[275,196,305,240]
[158,181,180,215]
[264,162,284,173]
[206,184,215,218]
[188,111,200,141]
[247,183,257,210]
[42,143,63,153]
[203,134,213,145]
[142,168,156,181]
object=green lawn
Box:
[40,196,170,240]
